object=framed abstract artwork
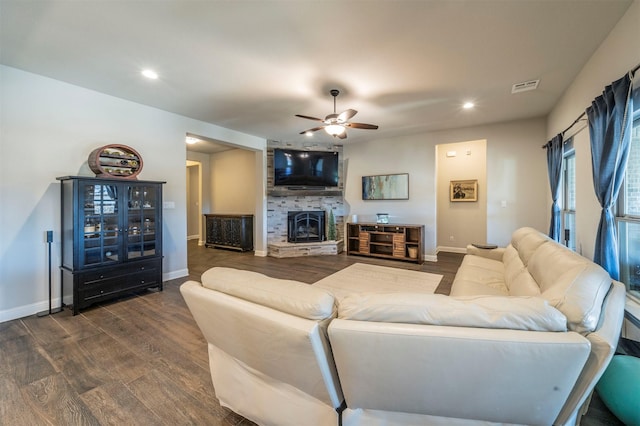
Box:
[362,173,409,200]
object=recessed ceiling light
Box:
[141,69,158,80]
[305,131,314,137]
[185,136,200,145]
[463,102,474,109]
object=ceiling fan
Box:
[296,89,379,139]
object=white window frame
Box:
[617,114,640,302]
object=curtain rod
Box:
[542,62,640,149]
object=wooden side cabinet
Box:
[57,176,165,315]
[205,214,254,251]
[346,223,424,264]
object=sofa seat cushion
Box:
[528,242,612,333]
[450,255,508,296]
[201,267,335,320]
[337,293,568,332]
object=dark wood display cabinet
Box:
[205,214,254,251]
[346,222,424,264]
[57,176,165,315]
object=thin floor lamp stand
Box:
[37,230,63,317]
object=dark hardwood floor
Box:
[0,241,622,425]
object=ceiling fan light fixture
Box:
[325,124,345,136]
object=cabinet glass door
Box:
[126,184,159,259]
[81,183,121,267]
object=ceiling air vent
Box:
[511,79,540,94]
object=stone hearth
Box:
[268,240,344,258]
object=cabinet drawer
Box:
[393,243,406,257]
[80,280,122,301]
[124,268,161,291]
[81,259,160,282]
[393,233,406,243]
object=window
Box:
[618,115,640,300]
[562,138,576,250]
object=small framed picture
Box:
[450,179,478,202]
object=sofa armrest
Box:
[466,244,505,261]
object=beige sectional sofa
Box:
[180,227,626,426]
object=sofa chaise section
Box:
[180,267,344,426]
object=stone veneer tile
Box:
[267,195,344,244]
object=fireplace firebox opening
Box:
[287,211,326,243]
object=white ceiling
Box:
[0,0,633,150]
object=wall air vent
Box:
[511,79,540,94]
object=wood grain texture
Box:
[0,241,621,425]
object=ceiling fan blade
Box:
[337,109,357,122]
[299,126,325,135]
[346,122,379,130]
[295,114,324,122]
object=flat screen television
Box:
[273,148,339,187]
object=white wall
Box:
[344,117,548,259]
[436,140,487,250]
[210,149,257,214]
[0,65,265,322]
[546,0,639,261]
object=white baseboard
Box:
[436,246,467,254]
[187,235,199,241]
[0,298,64,323]
[254,250,268,257]
[423,254,438,262]
[163,268,189,281]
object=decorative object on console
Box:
[450,179,478,202]
[376,213,389,224]
[88,144,143,179]
[362,173,409,200]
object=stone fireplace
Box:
[288,211,326,243]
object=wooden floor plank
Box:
[80,381,163,426]
[0,371,49,426]
[21,373,101,425]
[43,337,114,394]
[126,369,228,425]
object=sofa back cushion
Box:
[337,293,568,332]
[510,227,551,266]
[527,241,612,334]
[201,267,335,320]
[503,245,541,296]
